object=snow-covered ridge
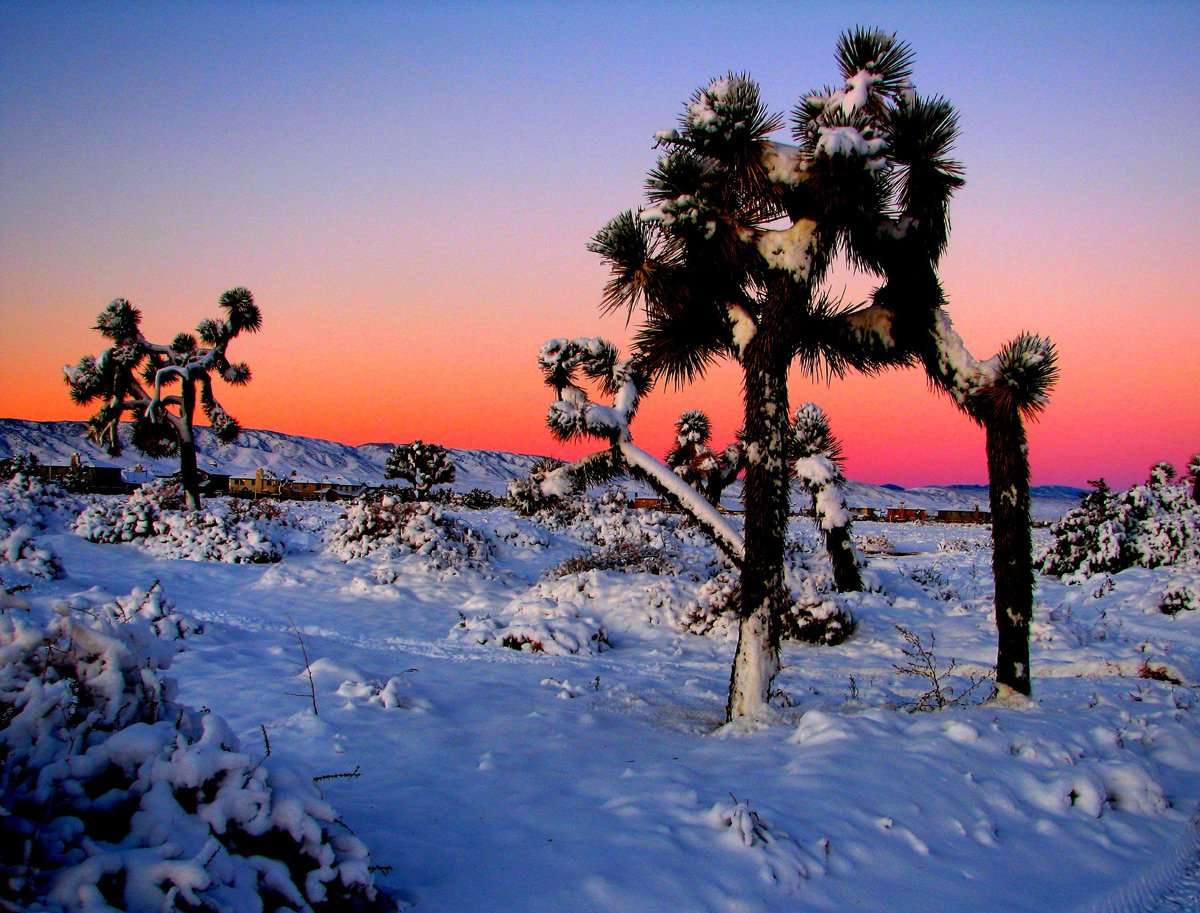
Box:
[0,418,542,493]
[0,418,1083,517]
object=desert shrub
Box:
[778,578,855,645]
[455,488,498,510]
[0,452,40,481]
[549,543,679,578]
[328,495,489,573]
[938,536,986,553]
[1160,584,1199,616]
[677,571,740,635]
[1039,467,1199,582]
[0,473,65,579]
[75,481,282,563]
[450,577,610,656]
[0,589,392,913]
[855,533,894,555]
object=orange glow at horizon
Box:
[2,5,1197,489]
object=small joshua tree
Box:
[64,290,261,510]
[790,403,861,591]
[666,410,744,507]
[385,440,456,498]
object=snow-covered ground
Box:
[6,488,1199,912]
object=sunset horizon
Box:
[3,2,1196,488]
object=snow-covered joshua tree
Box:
[385,441,456,499]
[64,290,261,510]
[666,410,744,507]
[790,403,861,592]
[590,29,1057,716]
[536,337,744,564]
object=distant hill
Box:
[0,418,1084,517]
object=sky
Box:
[1,1,1197,487]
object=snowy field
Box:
[5,486,1200,913]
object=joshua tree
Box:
[64,290,261,510]
[536,337,744,562]
[385,440,456,498]
[590,29,1056,717]
[790,404,861,592]
[666,410,744,507]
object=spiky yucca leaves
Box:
[790,403,844,466]
[64,288,261,509]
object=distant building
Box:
[934,507,991,525]
[886,506,927,523]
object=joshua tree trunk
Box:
[178,381,202,511]
[727,324,791,721]
[824,525,862,592]
[985,406,1033,696]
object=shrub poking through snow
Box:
[507,458,566,517]
[678,571,740,636]
[892,624,989,711]
[549,542,680,578]
[0,473,65,579]
[327,494,488,574]
[707,796,817,891]
[455,488,499,510]
[779,577,855,646]
[1160,584,1199,616]
[0,590,392,913]
[75,481,282,563]
[1039,466,1200,583]
[384,441,455,499]
[451,577,611,655]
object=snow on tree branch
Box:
[537,337,744,564]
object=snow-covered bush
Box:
[488,519,549,551]
[327,495,489,574]
[0,473,65,579]
[566,489,679,552]
[549,543,680,578]
[677,571,740,636]
[779,577,855,645]
[506,458,567,517]
[453,488,499,510]
[938,536,986,553]
[384,440,455,498]
[855,533,894,555]
[1039,467,1200,583]
[75,482,282,563]
[451,577,610,655]
[0,591,392,913]
[1160,584,1199,616]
